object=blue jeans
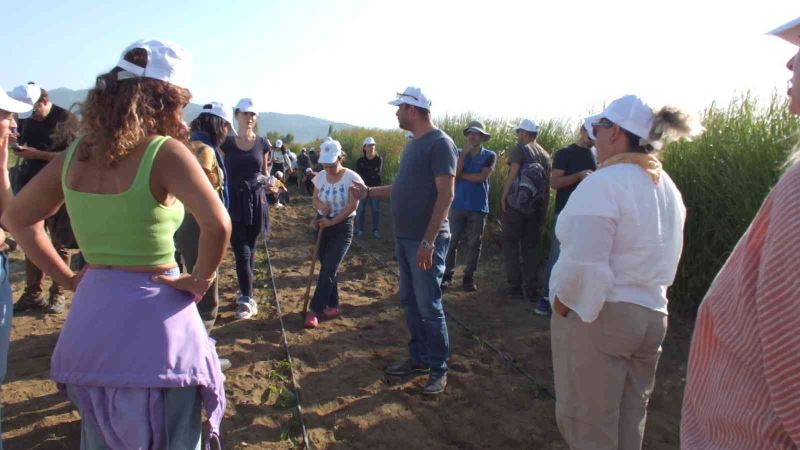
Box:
[540,214,560,300]
[310,217,354,314]
[356,197,380,233]
[395,235,451,375]
[0,254,11,450]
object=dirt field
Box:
[2,191,690,449]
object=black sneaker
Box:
[422,372,447,396]
[14,291,47,312]
[462,279,477,292]
[385,359,430,376]
[46,294,67,314]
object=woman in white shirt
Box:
[549,95,701,450]
[305,139,363,328]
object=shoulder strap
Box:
[61,136,85,189]
[131,136,170,192]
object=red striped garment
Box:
[681,163,800,449]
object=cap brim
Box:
[464,127,491,139]
[584,114,603,141]
[0,95,34,115]
[768,16,800,46]
[388,98,406,106]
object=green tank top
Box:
[62,136,185,266]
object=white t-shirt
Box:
[549,163,686,322]
[312,168,364,218]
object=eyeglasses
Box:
[396,92,418,101]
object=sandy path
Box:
[1,191,687,449]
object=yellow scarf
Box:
[601,152,662,184]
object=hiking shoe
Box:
[462,279,477,292]
[235,297,258,320]
[497,286,523,299]
[46,294,67,314]
[14,291,47,312]
[440,278,451,291]
[534,298,552,316]
[422,372,447,396]
[385,359,430,376]
[304,312,319,328]
[323,306,341,319]
[219,358,232,372]
[372,230,381,239]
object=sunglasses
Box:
[396,92,418,101]
[591,121,614,135]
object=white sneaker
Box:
[276,202,285,209]
[235,298,258,319]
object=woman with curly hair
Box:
[3,39,231,449]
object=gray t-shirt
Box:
[391,129,458,240]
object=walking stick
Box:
[302,226,324,315]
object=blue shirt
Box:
[391,129,458,240]
[452,147,496,214]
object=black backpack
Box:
[507,144,548,214]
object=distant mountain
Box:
[47,87,355,143]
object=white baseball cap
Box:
[584,115,599,141]
[199,101,237,136]
[363,137,376,146]
[513,119,540,134]
[1,85,34,116]
[116,39,192,90]
[10,83,43,119]
[591,95,655,146]
[388,86,432,110]
[235,98,258,114]
[275,171,284,178]
[768,16,800,46]
[319,139,342,164]
[275,139,283,148]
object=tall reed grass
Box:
[327,94,800,314]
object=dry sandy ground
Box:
[1,191,690,449]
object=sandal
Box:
[235,299,258,320]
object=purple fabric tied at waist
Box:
[50,268,226,447]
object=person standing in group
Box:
[442,121,496,292]
[9,83,77,314]
[297,148,311,191]
[304,140,363,328]
[221,98,273,320]
[354,86,457,396]
[3,39,230,449]
[271,139,291,175]
[285,146,298,186]
[549,95,700,450]
[681,17,800,449]
[499,119,551,301]
[0,87,34,450]
[535,121,596,316]
[355,136,383,238]
[175,101,233,333]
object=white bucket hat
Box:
[388,86,432,110]
[116,39,192,89]
[1,86,34,116]
[319,140,342,164]
[199,101,237,136]
[590,95,657,147]
[235,98,258,114]
[513,119,540,134]
[9,83,42,119]
[768,16,800,46]
[363,137,376,146]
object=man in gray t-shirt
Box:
[354,86,456,396]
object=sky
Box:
[2,0,798,130]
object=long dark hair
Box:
[190,109,228,146]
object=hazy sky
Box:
[2,0,797,129]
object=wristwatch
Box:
[420,239,434,250]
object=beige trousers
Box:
[551,301,667,450]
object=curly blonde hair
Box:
[79,48,191,166]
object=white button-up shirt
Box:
[549,163,686,322]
